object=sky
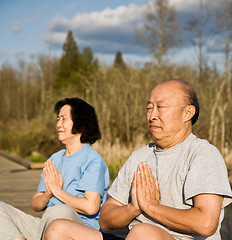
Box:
[0,0,229,69]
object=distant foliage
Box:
[113,51,127,71]
[55,30,83,94]
[0,21,231,179]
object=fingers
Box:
[45,160,57,176]
[136,161,160,210]
[57,171,63,187]
[137,162,154,185]
[43,160,63,193]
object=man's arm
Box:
[144,194,222,236]
[100,171,143,232]
[136,162,223,237]
[99,197,140,231]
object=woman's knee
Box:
[44,204,76,221]
[0,201,8,211]
[46,204,74,216]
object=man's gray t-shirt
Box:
[108,134,232,240]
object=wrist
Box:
[142,201,157,215]
[52,188,63,198]
[128,203,141,217]
[45,191,52,198]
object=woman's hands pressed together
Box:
[43,160,63,197]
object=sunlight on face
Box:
[147,81,188,148]
[56,105,75,145]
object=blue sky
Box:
[0,0,229,69]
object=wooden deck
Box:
[0,154,43,217]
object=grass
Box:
[27,151,47,163]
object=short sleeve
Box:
[76,158,109,197]
[108,157,132,205]
[184,143,232,207]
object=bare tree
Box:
[209,0,232,156]
[136,0,181,71]
[184,0,215,81]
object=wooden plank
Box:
[0,155,43,217]
[0,152,44,169]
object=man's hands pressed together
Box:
[132,161,160,213]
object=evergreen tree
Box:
[80,47,98,74]
[55,30,84,93]
[113,51,126,70]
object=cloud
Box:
[170,0,200,12]
[45,4,146,54]
[43,0,227,66]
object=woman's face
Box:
[56,104,76,145]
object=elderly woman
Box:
[0,98,109,240]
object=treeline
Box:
[0,0,232,171]
[0,35,231,165]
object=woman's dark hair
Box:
[54,98,101,144]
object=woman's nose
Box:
[56,119,62,128]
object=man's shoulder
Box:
[188,134,219,152]
[185,134,223,163]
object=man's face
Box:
[146,81,188,149]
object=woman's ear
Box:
[184,105,195,122]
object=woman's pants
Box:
[0,201,84,240]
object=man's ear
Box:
[184,105,195,122]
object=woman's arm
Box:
[32,160,53,212]
[52,190,101,215]
[40,159,102,215]
[32,191,52,212]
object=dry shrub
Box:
[93,134,147,182]
[7,117,61,158]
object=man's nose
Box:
[149,107,158,121]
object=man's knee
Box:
[44,219,64,239]
[129,223,148,235]
[127,223,174,240]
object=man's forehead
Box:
[150,83,184,102]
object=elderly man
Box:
[45,80,232,240]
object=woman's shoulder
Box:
[83,144,103,159]
[50,149,66,160]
